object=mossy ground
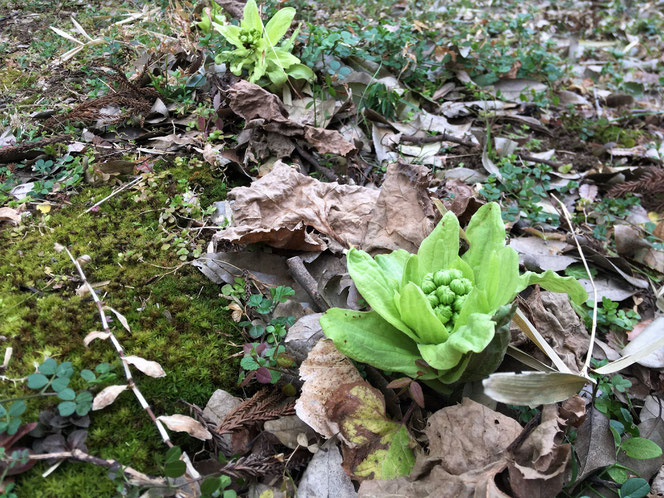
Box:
[0,163,239,496]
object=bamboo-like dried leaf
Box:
[83,331,111,346]
[70,17,93,41]
[93,384,128,410]
[124,356,166,378]
[506,346,557,372]
[512,308,572,374]
[594,318,664,374]
[158,414,212,440]
[49,26,84,45]
[483,371,590,406]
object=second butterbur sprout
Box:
[421,269,472,325]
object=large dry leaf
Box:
[295,339,363,439]
[0,207,21,225]
[507,405,571,498]
[615,224,664,273]
[92,384,128,410]
[573,408,616,484]
[426,397,522,475]
[361,161,438,253]
[213,161,379,252]
[124,355,166,378]
[157,414,212,441]
[227,81,355,158]
[298,439,358,498]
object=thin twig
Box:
[401,132,475,148]
[80,176,142,216]
[518,154,563,168]
[286,256,329,312]
[57,244,200,479]
[551,195,597,377]
[294,144,339,182]
[26,449,167,487]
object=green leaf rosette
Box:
[321,203,587,390]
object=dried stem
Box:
[58,244,200,479]
[550,195,597,376]
[286,256,329,312]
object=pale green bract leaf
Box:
[212,23,244,49]
[321,309,428,379]
[266,48,300,69]
[241,0,262,32]
[474,245,521,309]
[266,68,288,87]
[418,313,495,371]
[399,282,449,344]
[417,211,460,279]
[347,248,417,341]
[375,249,411,284]
[462,203,506,272]
[286,63,314,81]
[264,7,295,45]
[518,270,588,305]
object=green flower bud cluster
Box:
[239,27,261,47]
[420,269,473,326]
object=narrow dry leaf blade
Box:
[513,308,572,373]
[83,331,111,346]
[49,26,84,45]
[157,414,212,440]
[70,17,93,41]
[92,384,128,410]
[124,355,166,378]
[483,371,589,406]
[594,318,664,374]
[507,346,557,372]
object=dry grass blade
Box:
[552,193,597,376]
[512,308,573,374]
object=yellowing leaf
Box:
[36,204,51,214]
[325,381,416,479]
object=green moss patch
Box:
[0,163,238,496]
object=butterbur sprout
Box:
[321,203,587,392]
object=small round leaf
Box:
[39,358,57,375]
[80,369,96,382]
[58,388,76,401]
[58,401,76,417]
[164,460,186,478]
[8,400,26,417]
[201,477,221,495]
[27,373,49,389]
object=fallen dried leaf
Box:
[295,339,363,439]
[83,331,111,346]
[124,355,166,378]
[325,381,416,479]
[0,207,21,225]
[92,384,128,410]
[158,414,212,440]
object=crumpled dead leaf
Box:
[214,161,441,254]
[325,381,416,480]
[510,288,589,372]
[615,224,664,273]
[574,408,616,485]
[358,398,520,498]
[214,161,378,251]
[227,81,356,160]
[509,237,577,272]
[506,404,571,498]
[361,161,438,253]
[295,339,363,439]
